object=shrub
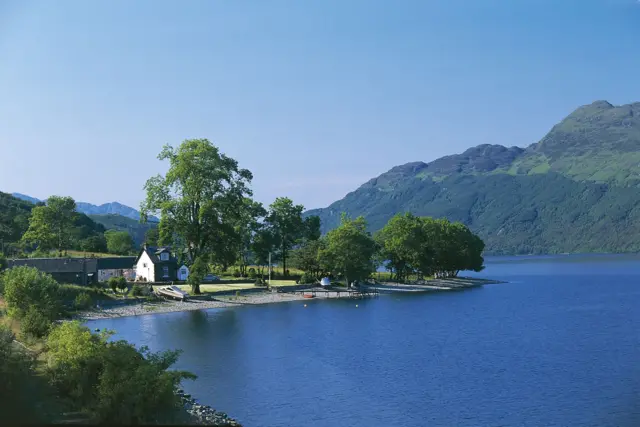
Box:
[2,266,61,321]
[20,307,52,339]
[108,277,128,294]
[74,293,93,310]
[130,284,145,297]
[299,273,316,284]
[248,268,257,279]
[254,278,264,286]
[232,269,241,278]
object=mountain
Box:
[11,193,157,221]
[89,214,157,247]
[306,101,640,255]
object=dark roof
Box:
[135,246,177,265]
[8,258,98,273]
[96,257,136,270]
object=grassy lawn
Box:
[29,250,128,258]
[267,280,298,286]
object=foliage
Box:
[233,198,266,277]
[108,276,127,294]
[0,254,6,272]
[130,284,146,297]
[1,266,61,322]
[264,197,306,278]
[375,213,427,282]
[303,215,321,241]
[46,321,196,424]
[0,191,32,247]
[140,139,253,294]
[247,267,257,279]
[319,214,377,285]
[74,292,94,310]
[80,234,108,253]
[298,272,316,284]
[90,214,157,247]
[20,306,52,338]
[254,278,265,286]
[105,230,134,255]
[0,324,52,424]
[290,239,326,280]
[187,256,208,294]
[251,228,277,277]
[144,227,160,247]
[21,196,77,251]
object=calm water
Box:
[87,255,640,427]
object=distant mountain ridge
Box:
[305,100,640,255]
[11,193,158,222]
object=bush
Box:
[130,284,146,297]
[74,292,93,310]
[2,266,61,321]
[108,277,128,294]
[248,268,257,279]
[20,307,52,339]
[299,273,316,284]
[232,269,241,278]
[254,278,265,286]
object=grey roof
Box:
[8,258,98,273]
[96,257,136,270]
[135,246,177,265]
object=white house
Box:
[177,264,190,281]
[134,245,178,283]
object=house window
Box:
[143,263,147,268]
[161,252,169,261]
[163,266,169,278]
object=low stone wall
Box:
[176,388,241,426]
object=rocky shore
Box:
[177,388,242,426]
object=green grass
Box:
[175,284,256,294]
[30,250,126,258]
[267,280,298,286]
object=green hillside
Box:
[89,214,157,247]
[306,101,640,255]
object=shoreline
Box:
[74,277,503,322]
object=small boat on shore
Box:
[156,285,189,301]
[303,294,315,299]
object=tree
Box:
[290,239,326,280]
[186,256,208,294]
[264,197,305,278]
[1,266,61,325]
[21,196,76,252]
[233,198,266,277]
[105,230,134,255]
[375,213,433,282]
[144,228,159,247]
[141,139,253,294]
[80,234,108,253]
[319,214,377,286]
[251,227,276,278]
[303,215,321,241]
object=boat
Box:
[303,294,315,299]
[156,285,189,301]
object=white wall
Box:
[177,265,189,281]
[99,269,136,282]
[135,251,155,282]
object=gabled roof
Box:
[135,245,177,265]
[96,257,136,270]
[8,258,98,273]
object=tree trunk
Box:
[191,283,201,294]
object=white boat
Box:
[156,285,189,301]
[320,277,331,287]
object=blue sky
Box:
[1,0,639,210]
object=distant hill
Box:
[306,101,640,255]
[11,193,158,221]
[89,214,157,247]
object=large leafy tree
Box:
[264,197,306,277]
[141,139,253,294]
[290,239,326,280]
[250,227,277,278]
[21,196,76,251]
[375,213,427,281]
[319,214,377,286]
